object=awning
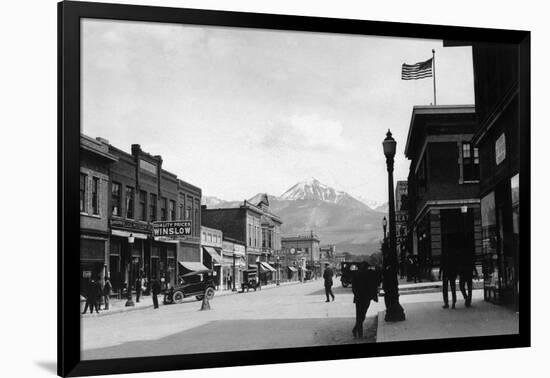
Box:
[112,229,148,239]
[288,266,298,272]
[260,262,276,272]
[178,261,209,272]
[202,246,222,264]
[222,256,247,267]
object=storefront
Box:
[202,246,222,288]
[80,236,108,295]
[481,173,519,307]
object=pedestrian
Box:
[323,263,335,302]
[103,276,112,310]
[441,252,458,309]
[227,274,232,291]
[351,262,379,338]
[93,279,102,312]
[135,274,143,303]
[151,275,161,309]
[459,254,475,308]
[82,278,100,314]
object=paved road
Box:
[81,280,376,360]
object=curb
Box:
[376,310,386,342]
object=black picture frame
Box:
[58,1,530,376]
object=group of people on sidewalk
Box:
[322,262,380,339]
[82,274,163,314]
[440,251,479,309]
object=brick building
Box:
[80,135,118,293]
[281,233,321,278]
[201,195,282,284]
[106,142,202,293]
[395,180,409,267]
[405,105,482,280]
[201,226,223,288]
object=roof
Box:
[404,105,476,159]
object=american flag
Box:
[401,58,433,80]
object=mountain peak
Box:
[280,178,360,207]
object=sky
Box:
[81,19,474,204]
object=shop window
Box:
[139,190,147,221]
[462,143,480,181]
[92,177,99,215]
[111,182,121,216]
[149,193,157,221]
[160,197,167,221]
[125,186,134,219]
[79,173,87,213]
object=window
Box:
[139,190,147,221]
[202,232,206,242]
[179,204,184,220]
[79,174,87,212]
[149,193,157,221]
[111,182,121,216]
[125,186,134,219]
[208,233,212,242]
[169,200,176,220]
[160,197,167,221]
[462,143,480,181]
[80,173,87,213]
[92,177,99,215]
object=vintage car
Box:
[340,262,361,288]
[163,269,216,304]
[241,269,258,292]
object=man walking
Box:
[441,252,458,309]
[459,253,475,308]
[82,278,100,314]
[151,275,161,309]
[135,274,143,303]
[103,276,112,310]
[323,263,335,302]
[352,262,379,338]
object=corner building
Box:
[405,105,483,280]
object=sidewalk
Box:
[376,293,519,342]
[81,279,302,318]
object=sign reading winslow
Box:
[152,220,192,240]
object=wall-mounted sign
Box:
[152,220,192,240]
[111,218,152,233]
[495,133,506,165]
[140,159,157,175]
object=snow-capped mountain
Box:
[280,178,367,209]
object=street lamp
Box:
[382,129,405,322]
[382,217,387,241]
[125,233,135,307]
[276,255,280,286]
[256,256,261,291]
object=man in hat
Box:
[323,263,335,302]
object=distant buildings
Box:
[201,195,282,285]
[405,105,482,280]
[281,233,321,278]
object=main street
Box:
[81,279,377,360]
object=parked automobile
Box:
[340,262,361,288]
[241,269,258,292]
[163,269,216,304]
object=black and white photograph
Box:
[75,10,523,362]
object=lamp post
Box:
[276,255,280,286]
[256,256,261,291]
[125,233,135,307]
[382,217,387,242]
[382,129,405,322]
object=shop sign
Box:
[111,218,152,233]
[152,220,192,239]
[495,133,506,165]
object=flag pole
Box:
[432,49,437,105]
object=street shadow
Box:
[306,285,353,296]
[82,316,377,361]
[35,361,57,374]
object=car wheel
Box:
[196,295,204,301]
[205,287,215,300]
[173,291,184,304]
